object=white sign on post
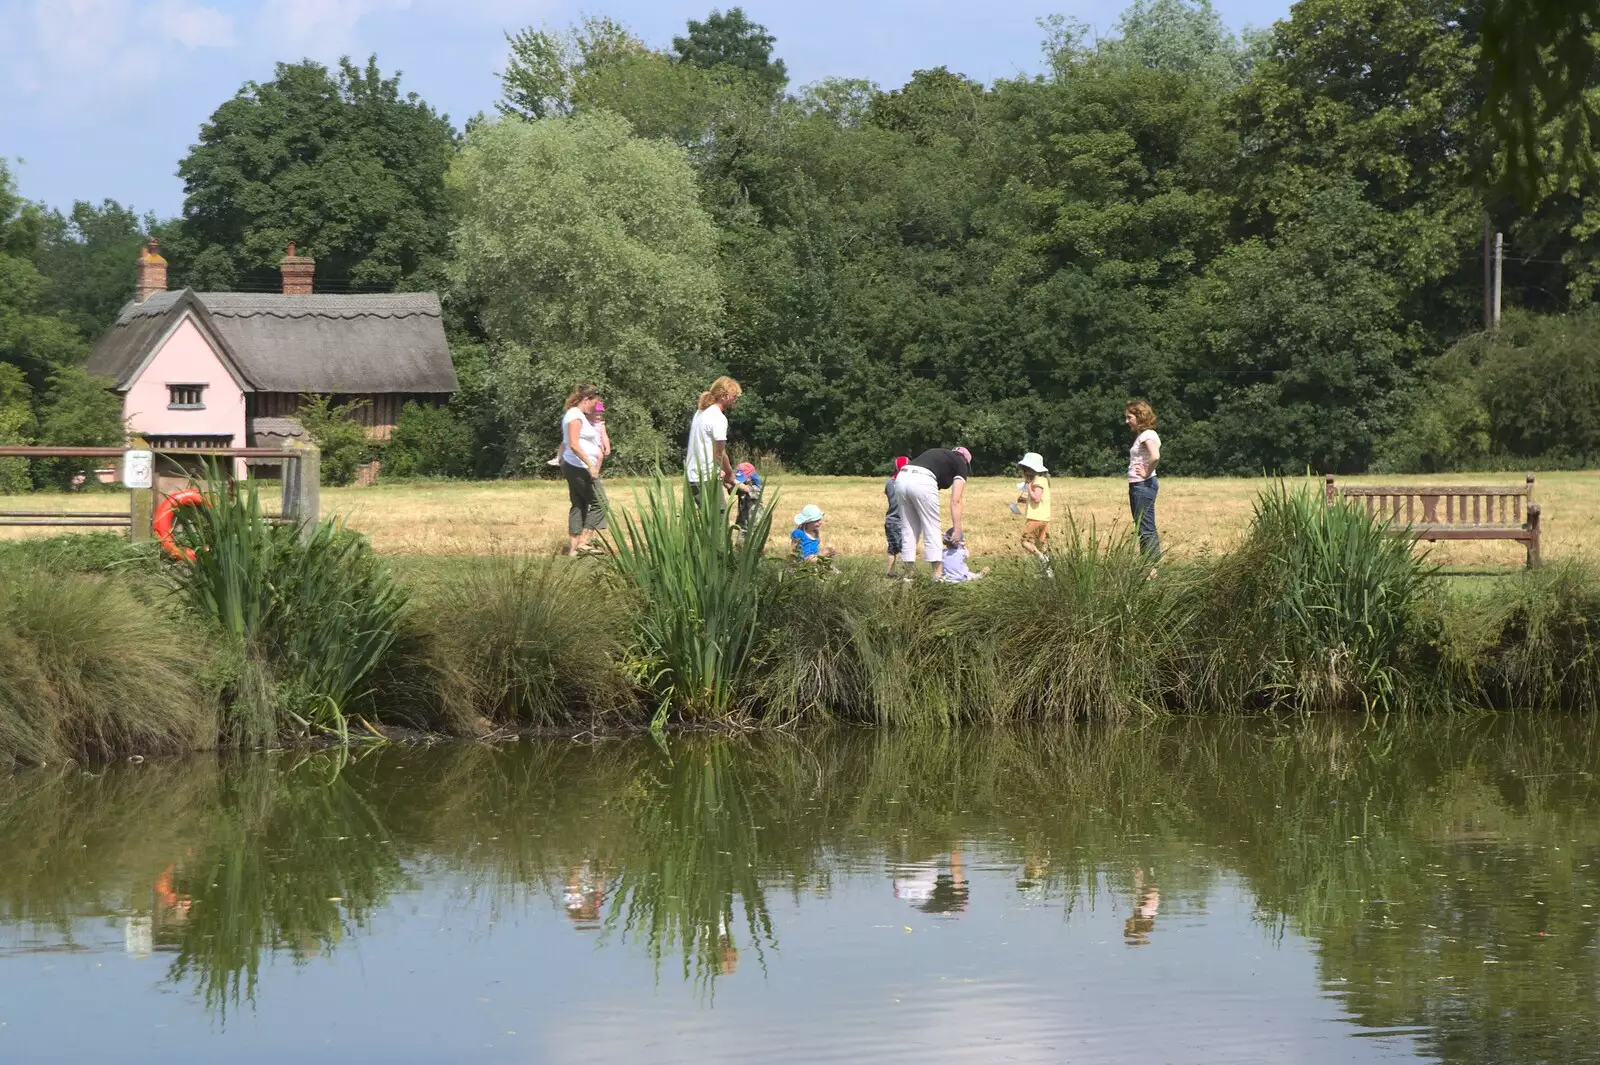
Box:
[122,449,154,490]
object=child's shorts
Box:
[1022,520,1049,545]
[885,519,903,555]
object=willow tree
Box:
[450,113,724,471]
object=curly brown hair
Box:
[1125,400,1157,432]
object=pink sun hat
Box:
[953,446,971,464]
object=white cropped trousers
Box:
[894,467,943,563]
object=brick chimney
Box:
[136,238,167,302]
[280,242,315,295]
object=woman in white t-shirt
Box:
[1125,399,1161,561]
[560,384,607,555]
[684,376,742,508]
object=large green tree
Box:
[175,57,456,292]
[0,163,85,396]
[0,163,125,486]
[450,113,723,472]
[31,200,156,336]
[1481,0,1600,204]
[672,7,788,97]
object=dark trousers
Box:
[688,481,726,513]
[1129,476,1161,560]
[564,462,606,536]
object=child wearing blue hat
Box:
[791,505,836,563]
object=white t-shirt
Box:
[1129,429,1160,482]
[684,403,728,484]
[562,407,603,468]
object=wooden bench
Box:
[1323,475,1542,568]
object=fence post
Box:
[280,449,300,523]
[129,486,154,543]
[292,445,320,539]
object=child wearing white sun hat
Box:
[1014,452,1051,567]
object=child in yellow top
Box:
[1015,452,1051,566]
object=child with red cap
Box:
[732,461,763,531]
[884,455,909,577]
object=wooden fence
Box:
[0,445,321,541]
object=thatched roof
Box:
[86,289,458,394]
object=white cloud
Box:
[263,0,411,54]
[8,0,235,100]
[155,0,236,49]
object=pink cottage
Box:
[86,241,457,477]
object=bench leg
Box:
[1527,504,1542,569]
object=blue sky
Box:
[0,0,1291,219]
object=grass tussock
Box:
[952,521,1195,721]
[414,554,636,730]
[1477,559,1600,710]
[0,563,215,766]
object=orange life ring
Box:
[152,488,208,561]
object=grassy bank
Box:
[8,470,1597,568]
[1,481,1598,765]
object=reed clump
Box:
[1200,485,1438,712]
[0,561,216,766]
[170,471,407,744]
[608,474,776,724]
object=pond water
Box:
[2,718,1598,1064]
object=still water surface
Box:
[2,719,1598,1064]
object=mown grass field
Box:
[6,471,1596,568]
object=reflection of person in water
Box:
[1124,867,1160,946]
[892,848,969,915]
[716,912,739,975]
[563,861,607,930]
[1016,854,1051,900]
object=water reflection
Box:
[0,718,1598,1063]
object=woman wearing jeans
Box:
[1125,400,1161,561]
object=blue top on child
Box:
[791,504,824,560]
[791,527,820,559]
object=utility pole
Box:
[1484,231,1497,327]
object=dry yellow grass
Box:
[5,471,1594,568]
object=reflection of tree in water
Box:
[162,751,407,1020]
[602,743,777,991]
[4,717,1600,1057]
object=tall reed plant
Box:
[608,474,775,724]
[170,465,406,743]
[1206,484,1435,711]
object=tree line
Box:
[4,0,1600,485]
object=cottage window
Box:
[168,384,206,409]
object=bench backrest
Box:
[1323,475,1534,528]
